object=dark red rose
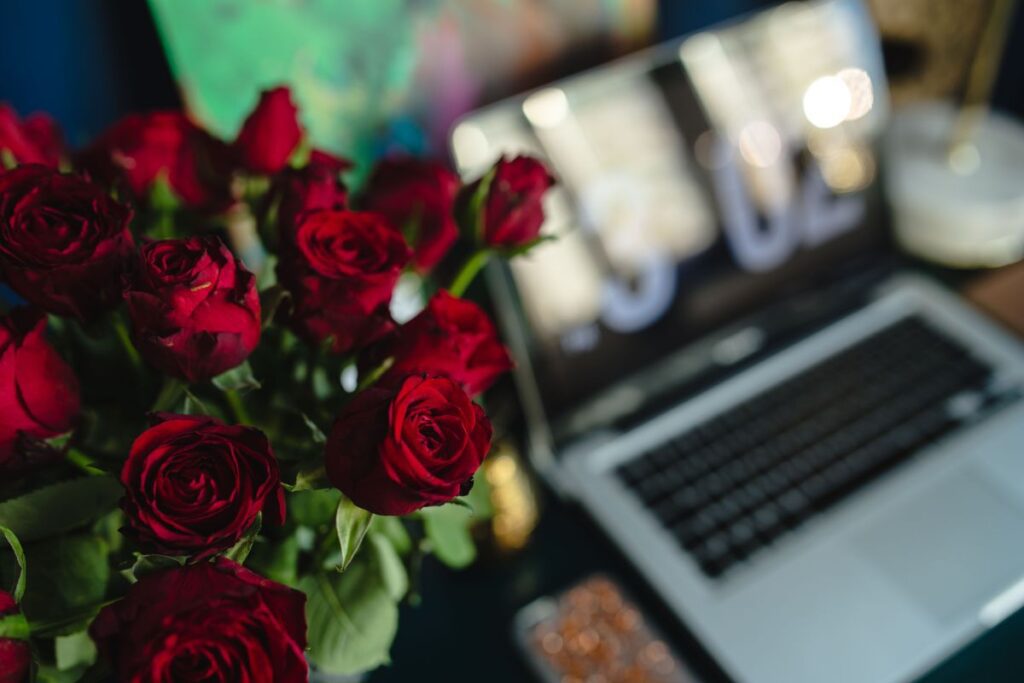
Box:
[0,309,79,472]
[361,157,460,271]
[325,374,492,515]
[0,590,30,683]
[369,290,511,397]
[265,148,351,248]
[119,414,285,558]
[76,112,232,210]
[458,155,554,248]
[277,210,410,353]
[0,165,135,319]
[234,86,302,175]
[125,236,260,383]
[90,558,306,683]
[0,104,63,168]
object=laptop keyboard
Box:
[616,316,1017,580]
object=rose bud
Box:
[76,111,233,210]
[277,210,410,354]
[0,590,30,683]
[361,157,460,272]
[457,155,554,249]
[90,558,307,683]
[367,290,511,397]
[119,414,285,558]
[0,309,80,472]
[0,165,135,320]
[125,236,260,383]
[0,103,63,168]
[264,148,351,249]
[234,86,302,175]
[325,374,492,515]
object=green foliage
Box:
[301,550,399,676]
[0,525,26,602]
[367,532,407,601]
[260,284,291,329]
[335,494,373,572]
[224,515,262,564]
[0,612,29,639]
[246,534,300,588]
[0,477,122,543]
[54,630,98,671]
[211,360,261,394]
[19,534,110,634]
[123,554,185,584]
[289,489,341,527]
[420,503,476,569]
[371,516,412,556]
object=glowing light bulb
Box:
[802,76,852,129]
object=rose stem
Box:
[224,388,252,425]
[448,249,492,297]
[111,314,143,372]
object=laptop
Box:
[450,1,1024,681]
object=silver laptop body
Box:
[450,2,1024,681]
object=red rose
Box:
[90,558,307,683]
[368,290,511,397]
[278,210,410,353]
[125,236,260,383]
[325,374,492,515]
[458,155,554,248]
[361,157,460,271]
[76,112,232,210]
[265,148,351,248]
[234,86,302,175]
[0,104,63,168]
[119,414,285,558]
[0,590,29,683]
[0,165,135,320]
[0,309,79,471]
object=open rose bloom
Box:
[0,87,553,681]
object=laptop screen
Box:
[451,0,890,447]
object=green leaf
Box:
[367,532,407,601]
[256,255,279,291]
[123,553,184,583]
[182,389,213,416]
[448,497,474,512]
[335,495,374,572]
[0,476,122,542]
[299,412,327,445]
[224,514,262,564]
[0,525,26,602]
[421,504,476,569]
[151,377,187,413]
[0,612,28,639]
[19,534,110,630]
[289,489,341,527]
[300,560,398,676]
[211,361,261,394]
[371,516,412,556]
[55,630,98,671]
[246,535,299,587]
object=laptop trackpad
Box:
[855,472,1024,625]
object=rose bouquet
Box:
[0,89,553,682]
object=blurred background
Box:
[3,0,1024,163]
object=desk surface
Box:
[368,493,1024,683]
[370,264,1024,683]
